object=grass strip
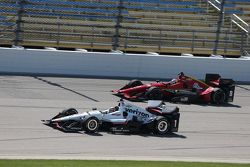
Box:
[0,160,250,167]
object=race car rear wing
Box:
[205,73,221,85]
[205,73,235,102]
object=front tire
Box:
[128,80,143,87]
[119,80,143,90]
[61,108,78,116]
[52,108,78,119]
[154,117,170,135]
[84,117,99,133]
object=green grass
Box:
[0,160,250,167]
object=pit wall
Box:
[0,47,250,82]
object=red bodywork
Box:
[112,73,221,103]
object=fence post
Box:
[224,31,228,53]
[14,0,25,46]
[56,17,60,48]
[213,0,225,56]
[124,28,128,51]
[192,31,195,52]
[240,31,246,55]
[113,0,124,51]
[158,29,162,51]
[91,26,95,51]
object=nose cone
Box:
[52,116,72,122]
[52,113,87,122]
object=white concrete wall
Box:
[0,47,250,82]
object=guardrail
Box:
[206,0,249,54]
[207,0,249,34]
[231,14,249,33]
[207,0,221,11]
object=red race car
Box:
[112,72,235,104]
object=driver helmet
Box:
[109,106,119,113]
[109,107,115,113]
[178,72,185,79]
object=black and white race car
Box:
[42,99,180,135]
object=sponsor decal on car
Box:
[125,107,150,118]
[193,83,202,90]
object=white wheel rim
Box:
[158,121,168,132]
[87,119,98,131]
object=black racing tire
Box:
[119,80,143,90]
[154,117,170,135]
[61,108,78,116]
[84,117,99,133]
[146,87,163,100]
[127,80,143,88]
[212,88,226,104]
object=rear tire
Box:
[212,88,226,104]
[84,117,99,133]
[146,87,163,100]
[154,117,170,135]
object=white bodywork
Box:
[51,100,161,124]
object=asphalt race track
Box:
[0,76,250,163]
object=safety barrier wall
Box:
[0,47,250,82]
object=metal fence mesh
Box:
[0,0,249,56]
